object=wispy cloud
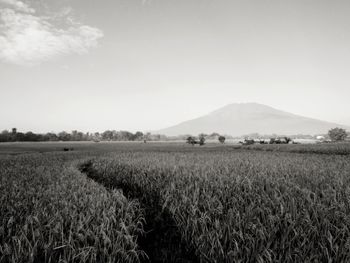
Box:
[0,0,34,13]
[0,0,103,66]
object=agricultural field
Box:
[232,142,350,155]
[1,142,350,262]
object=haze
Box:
[1,0,350,133]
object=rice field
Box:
[1,142,350,262]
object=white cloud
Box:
[0,0,34,13]
[0,1,103,65]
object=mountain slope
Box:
[157,103,349,136]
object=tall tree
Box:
[328,128,348,141]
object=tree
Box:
[44,133,58,141]
[0,130,10,142]
[186,136,195,145]
[218,135,226,144]
[71,130,84,141]
[328,127,348,142]
[144,132,152,141]
[24,132,38,141]
[198,133,207,139]
[284,137,292,144]
[76,132,84,141]
[102,130,114,141]
[199,135,206,146]
[133,131,144,141]
[93,132,101,142]
[58,131,71,141]
[118,131,134,141]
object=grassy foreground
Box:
[0,153,145,263]
[1,142,350,262]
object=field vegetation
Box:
[0,153,145,263]
[233,142,350,155]
[1,142,350,262]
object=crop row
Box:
[0,154,145,263]
[87,150,350,262]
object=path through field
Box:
[2,142,350,262]
[79,161,199,263]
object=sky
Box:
[1,0,350,133]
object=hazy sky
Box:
[1,0,350,133]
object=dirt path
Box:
[79,161,199,263]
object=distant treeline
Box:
[0,128,147,142]
[0,128,328,143]
[0,128,217,142]
[236,133,321,140]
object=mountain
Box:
[156,103,350,136]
